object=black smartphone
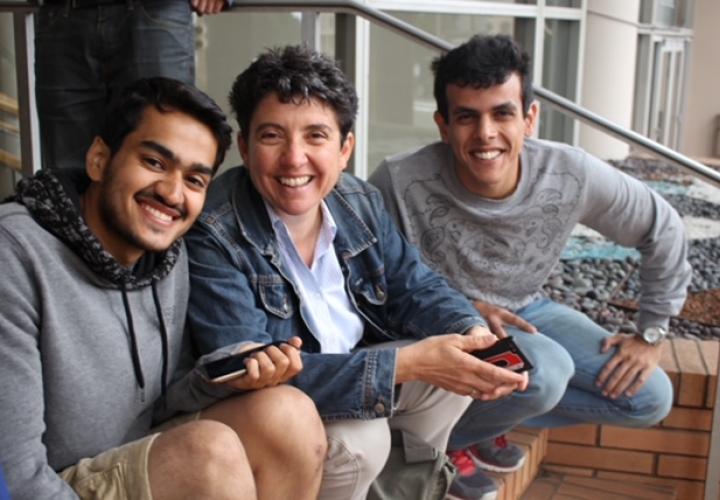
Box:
[472,336,533,373]
[202,340,288,383]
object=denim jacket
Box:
[186,166,484,421]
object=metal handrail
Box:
[1,0,720,187]
[228,0,720,188]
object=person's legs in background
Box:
[35,4,107,169]
[35,0,195,170]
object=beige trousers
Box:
[318,379,472,500]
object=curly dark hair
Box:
[432,35,533,121]
[229,45,358,144]
[100,77,233,171]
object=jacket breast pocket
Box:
[354,276,388,306]
[257,277,295,319]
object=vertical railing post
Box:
[13,9,41,176]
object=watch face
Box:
[643,327,667,344]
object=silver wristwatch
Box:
[638,326,668,345]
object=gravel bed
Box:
[541,159,720,341]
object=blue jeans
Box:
[35,0,194,169]
[448,298,673,450]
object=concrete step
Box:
[522,470,677,499]
[487,428,548,500]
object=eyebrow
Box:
[254,122,335,133]
[140,140,214,176]
[493,102,518,113]
[452,101,519,116]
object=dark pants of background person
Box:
[35,0,195,169]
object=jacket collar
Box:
[230,167,376,261]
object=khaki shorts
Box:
[59,412,198,500]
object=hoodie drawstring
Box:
[119,281,169,403]
[120,282,145,400]
[151,281,169,402]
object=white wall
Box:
[578,0,640,160]
[680,0,720,159]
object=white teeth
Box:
[279,176,311,187]
[143,204,173,222]
[473,150,501,160]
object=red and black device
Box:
[473,336,533,373]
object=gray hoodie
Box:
[0,170,231,499]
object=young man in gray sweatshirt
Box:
[370,34,691,500]
[0,77,326,500]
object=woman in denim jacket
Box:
[185,45,531,500]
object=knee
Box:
[522,339,574,414]
[173,420,251,481]
[326,421,391,492]
[624,370,674,427]
[247,385,327,467]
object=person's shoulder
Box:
[380,141,448,173]
[524,137,605,179]
[0,203,67,267]
[0,202,40,239]
[524,137,588,162]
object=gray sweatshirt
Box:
[370,139,691,331]
[0,172,232,499]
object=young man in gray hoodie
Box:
[0,77,326,500]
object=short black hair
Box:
[432,35,533,121]
[100,77,232,171]
[229,45,358,144]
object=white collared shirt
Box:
[265,201,364,354]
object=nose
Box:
[476,115,497,142]
[155,172,184,206]
[281,137,307,168]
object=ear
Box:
[339,132,355,171]
[85,137,111,181]
[524,100,539,137]
[433,111,450,143]
[237,131,249,165]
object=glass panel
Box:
[319,13,336,58]
[639,0,654,23]
[539,18,579,143]
[367,12,535,175]
[632,35,653,136]
[0,12,21,197]
[198,13,303,170]
[657,0,677,26]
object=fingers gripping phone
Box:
[473,336,533,373]
[201,340,288,383]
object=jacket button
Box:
[374,402,385,415]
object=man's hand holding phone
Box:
[203,337,303,391]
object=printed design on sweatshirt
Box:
[401,171,582,303]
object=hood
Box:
[11,169,181,290]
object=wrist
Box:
[395,346,417,384]
[636,326,668,346]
